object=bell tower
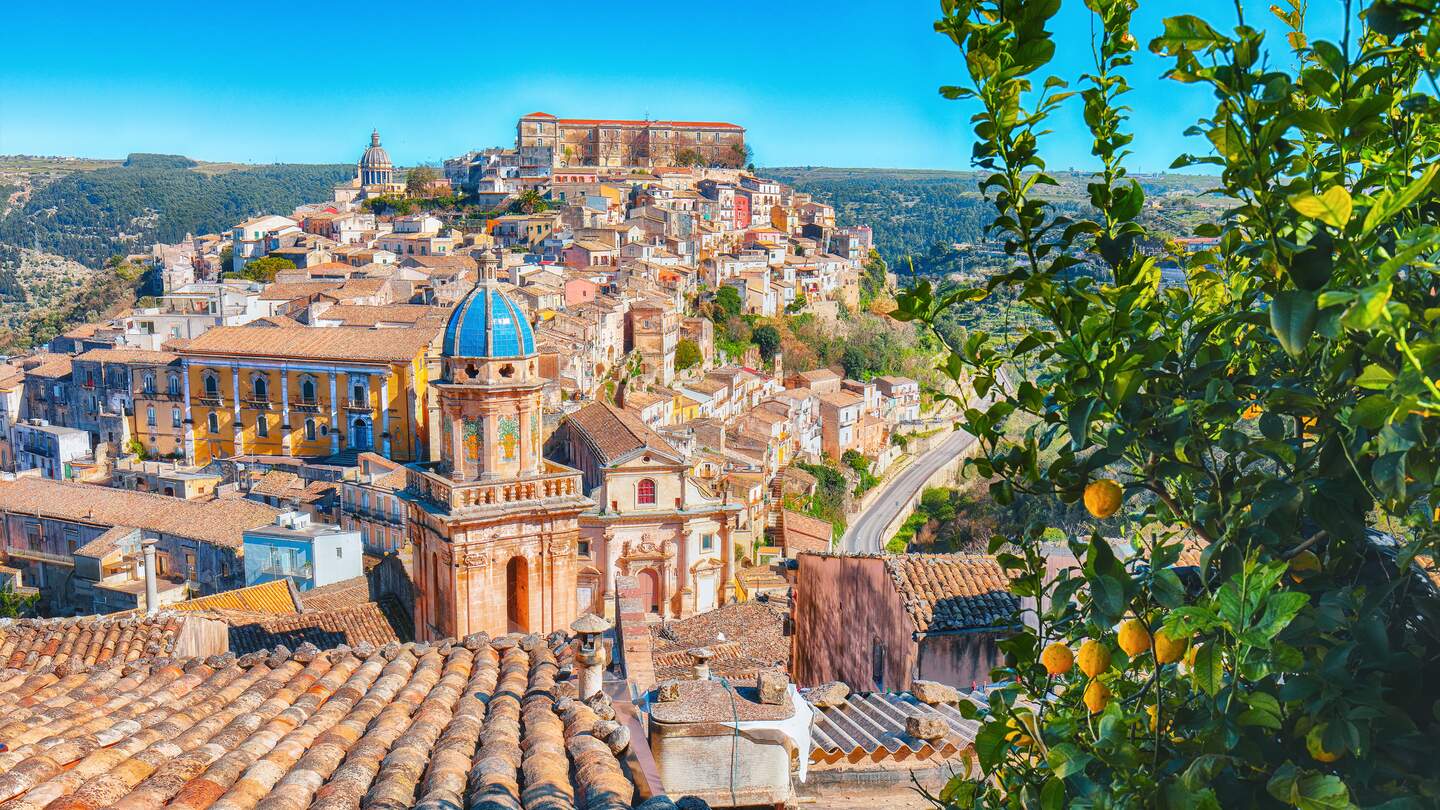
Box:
[404,249,592,640]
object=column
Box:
[230,364,243,453]
[328,371,340,455]
[280,364,291,454]
[181,360,195,463]
[719,515,734,606]
[380,374,391,459]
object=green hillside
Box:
[0,154,351,267]
[764,166,1221,272]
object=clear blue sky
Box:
[0,1,1349,172]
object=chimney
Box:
[570,613,612,701]
[688,647,714,680]
[141,539,159,615]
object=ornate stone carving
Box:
[461,548,491,568]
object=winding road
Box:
[841,427,980,553]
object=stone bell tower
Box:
[405,249,593,640]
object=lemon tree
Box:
[896,0,1440,806]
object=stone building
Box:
[517,111,747,168]
[405,252,592,641]
[549,401,741,620]
[178,324,436,466]
[789,552,1018,692]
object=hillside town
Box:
[0,113,994,809]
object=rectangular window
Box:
[578,540,591,558]
[701,533,714,552]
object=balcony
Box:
[343,400,373,413]
[292,401,322,414]
[242,398,273,411]
[409,461,584,513]
[196,396,223,408]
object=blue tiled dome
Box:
[442,284,536,358]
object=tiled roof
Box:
[169,579,302,615]
[0,631,658,809]
[649,598,789,682]
[807,689,981,766]
[256,281,342,301]
[24,356,73,379]
[298,575,372,612]
[780,510,833,554]
[180,325,437,364]
[75,348,179,365]
[224,600,409,653]
[885,554,1018,633]
[0,613,197,672]
[566,401,681,465]
[0,477,278,549]
[313,304,450,326]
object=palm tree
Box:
[516,189,547,214]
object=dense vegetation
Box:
[896,0,1440,806]
[766,166,1220,275]
[0,155,350,267]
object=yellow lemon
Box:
[1306,723,1345,763]
[1083,680,1111,714]
[1154,627,1188,664]
[1005,718,1034,747]
[1040,642,1074,676]
[1118,619,1152,658]
[1084,479,1124,519]
[1242,403,1263,419]
[1077,639,1111,677]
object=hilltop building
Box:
[517,112,747,169]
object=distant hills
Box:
[0,154,351,267]
[764,166,1221,271]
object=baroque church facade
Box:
[404,251,593,640]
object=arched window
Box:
[305,418,317,441]
[171,407,181,428]
[146,405,156,427]
[207,412,219,434]
[637,478,657,506]
[203,372,219,398]
[300,377,316,403]
[142,374,155,395]
[253,375,268,401]
[168,374,180,396]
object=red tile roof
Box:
[565,401,681,465]
[180,325,437,364]
[885,554,1018,633]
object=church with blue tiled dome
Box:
[441,282,536,359]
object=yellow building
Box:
[178,326,436,466]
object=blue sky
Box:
[0,1,1349,171]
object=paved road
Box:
[842,428,980,553]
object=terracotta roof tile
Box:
[180,325,438,364]
[565,401,681,465]
[168,579,303,615]
[0,477,278,549]
[74,348,179,365]
[297,575,372,612]
[649,599,788,682]
[0,624,666,809]
[224,601,409,653]
[885,554,1019,633]
[780,509,833,554]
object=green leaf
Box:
[1267,762,1356,809]
[1355,364,1396,390]
[1192,642,1224,696]
[973,718,1010,773]
[1350,394,1395,429]
[1362,164,1439,234]
[1040,778,1066,810]
[1271,290,1318,357]
[1289,186,1353,228]
[1047,743,1093,779]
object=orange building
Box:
[178,326,435,466]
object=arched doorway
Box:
[506,556,530,633]
[638,567,661,614]
[351,417,372,450]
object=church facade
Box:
[404,251,592,641]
